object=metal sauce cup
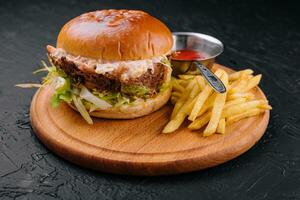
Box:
[171,32,224,76]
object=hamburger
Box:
[41,10,173,123]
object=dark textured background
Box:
[1,0,300,199]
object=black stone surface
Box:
[1,0,300,199]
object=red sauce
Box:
[171,49,208,61]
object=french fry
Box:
[177,79,189,86]
[229,73,250,94]
[188,86,213,121]
[226,108,264,125]
[171,98,184,119]
[195,75,206,90]
[173,80,200,118]
[169,82,200,131]
[217,118,226,134]
[178,86,200,116]
[229,69,253,81]
[214,69,226,77]
[185,98,198,113]
[178,75,195,80]
[186,70,200,75]
[242,74,262,92]
[223,98,247,109]
[171,79,196,119]
[165,95,198,133]
[163,113,186,133]
[188,111,211,130]
[223,100,268,117]
[258,104,272,110]
[171,78,185,93]
[171,96,178,104]
[227,92,254,100]
[189,82,202,99]
[197,93,217,117]
[203,71,228,136]
[172,91,182,98]
[188,70,223,121]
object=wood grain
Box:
[30,64,270,176]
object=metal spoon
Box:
[171,32,226,93]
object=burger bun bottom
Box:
[69,86,172,119]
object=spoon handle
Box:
[193,61,226,93]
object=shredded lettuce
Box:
[92,90,130,106]
[121,85,150,97]
[42,65,67,85]
[49,76,72,107]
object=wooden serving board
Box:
[30,64,270,176]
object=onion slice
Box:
[79,86,112,110]
[15,83,43,88]
[72,95,93,124]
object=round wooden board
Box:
[30,64,270,176]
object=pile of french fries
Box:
[163,68,272,136]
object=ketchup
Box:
[171,49,208,61]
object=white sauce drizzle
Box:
[50,48,166,80]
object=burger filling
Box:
[36,46,171,123]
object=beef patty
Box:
[48,53,169,96]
